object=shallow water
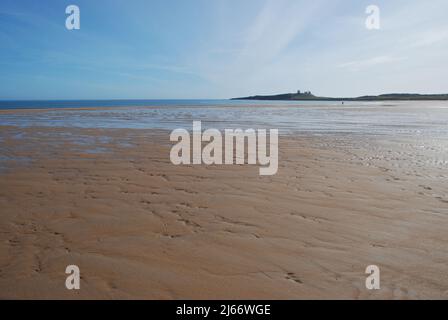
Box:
[1,100,448,138]
[1,100,448,174]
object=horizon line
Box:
[2,91,448,102]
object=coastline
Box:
[232,93,448,101]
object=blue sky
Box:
[1,0,447,99]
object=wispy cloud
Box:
[338,56,406,71]
[193,0,326,96]
[408,29,448,48]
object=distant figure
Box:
[342,101,344,105]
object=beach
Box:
[1,105,448,299]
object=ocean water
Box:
[1,99,448,137]
[0,99,309,110]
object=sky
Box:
[0,0,447,100]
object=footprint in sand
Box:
[285,272,303,284]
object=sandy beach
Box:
[1,119,447,299]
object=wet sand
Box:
[0,125,447,299]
